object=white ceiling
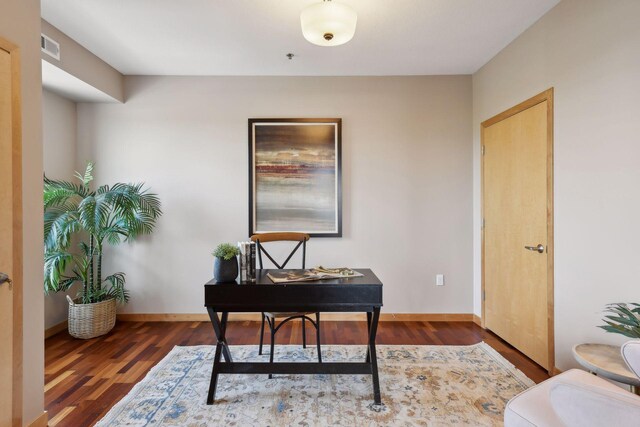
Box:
[41,0,559,76]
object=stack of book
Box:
[237,241,256,282]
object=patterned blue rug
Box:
[96,344,533,426]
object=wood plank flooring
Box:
[45,320,549,426]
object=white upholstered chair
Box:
[504,340,640,427]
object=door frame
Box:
[0,35,23,427]
[480,88,555,375]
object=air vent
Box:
[41,34,60,61]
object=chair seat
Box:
[504,369,636,426]
[264,312,314,318]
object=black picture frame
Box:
[248,118,342,238]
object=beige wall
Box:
[0,0,44,424]
[43,89,77,329]
[472,0,640,369]
[41,19,124,102]
[77,75,473,315]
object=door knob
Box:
[0,272,12,289]
[524,244,545,254]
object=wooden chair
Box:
[250,232,321,378]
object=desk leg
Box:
[365,311,372,363]
[208,308,233,363]
[207,309,232,404]
[368,307,382,406]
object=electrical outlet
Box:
[436,274,444,286]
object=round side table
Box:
[572,343,640,395]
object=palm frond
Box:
[96,184,110,195]
[123,211,157,240]
[99,224,127,245]
[600,303,640,338]
[603,315,640,328]
[75,162,95,189]
[137,191,162,219]
[78,241,91,257]
[101,183,162,240]
[79,286,109,304]
[103,272,129,303]
[78,196,96,229]
[613,304,638,320]
[44,209,79,251]
[44,250,78,293]
[78,196,99,233]
[598,324,640,338]
[93,191,119,229]
[43,186,82,210]
[44,176,88,201]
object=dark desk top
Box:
[205,268,382,287]
[204,269,383,312]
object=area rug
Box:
[95,344,534,426]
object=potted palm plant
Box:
[44,162,162,339]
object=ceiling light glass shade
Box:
[300,1,357,47]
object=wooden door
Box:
[0,38,22,427]
[482,89,554,372]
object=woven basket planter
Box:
[66,295,116,339]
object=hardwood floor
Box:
[45,320,549,426]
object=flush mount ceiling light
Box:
[300,0,357,47]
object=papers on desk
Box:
[267,267,363,283]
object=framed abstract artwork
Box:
[248,118,342,237]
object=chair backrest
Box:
[250,232,310,269]
[622,340,640,379]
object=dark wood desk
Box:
[204,268,384,405]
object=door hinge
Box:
[482,145,485,155]
[482,218,485,230]
[482,290,486,301]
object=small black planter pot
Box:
[214,257,238,283]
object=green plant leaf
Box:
[103,272,128,303]
[74,162,95,189]
[44,208,79,251]
[44,250,78,293]
[44,176,88,201]
[598,324,640,338]
[603,315,640,328]
[213,243,240,260]
[599,303,640,338]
